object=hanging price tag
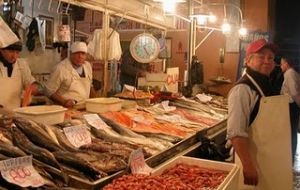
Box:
[84,114,109,130]
[0,156,44,188]
[128,148,152,175]
[63,125,91,148]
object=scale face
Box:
[130,33,160,63]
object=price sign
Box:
[161,101,176,112]
[63,125,91,148]
[196,93,212,103]
[84,114,109,130]
[161,100,170,110]
[0,156,44,187]
[129,148,152,175]
[123,84,136,92]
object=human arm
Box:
[45,64,77,108]
[227,84,259,185]
[49,92,76,108]
[89,87,97,98]
[284,69,300,106]
[231,136,258,185]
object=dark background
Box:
[274,0,300,67]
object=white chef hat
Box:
[71,41,87,53]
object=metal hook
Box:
[65,2,70,14]
[38,0,42,10]
[56,0,61,14]
[48,0,53,12]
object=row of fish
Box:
[0,112,183,189]
[0,96,228,189]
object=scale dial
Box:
[130,33,160,63]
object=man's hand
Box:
[243,162,258,185]
[63,99,77,108]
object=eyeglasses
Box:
[252,53,275,62]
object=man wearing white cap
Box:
[46,41,96,108]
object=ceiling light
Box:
[208,13,217,23]
[239,27,247,37]
[221,20,231,34]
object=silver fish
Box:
[13,117,65,152]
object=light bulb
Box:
[221,22,231,34]
[208,14,217,23]
[196,15,207,26]
[163,0,176,13]
[239,27,247,37]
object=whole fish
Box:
[13,117,65,152]
[53,151,107,180]
[11,127,62,169]
[0,127,13,144]
[0,141,26,157]
[37,123,60,145]
[0,153,9,161]
[74,151,127,174]
[91,127,130,144]
[49,126,78,152]
[138,132,182,143]
[98,114,145,138]
[80,143,132,161]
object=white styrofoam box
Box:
[14,105,67,125]
[151,156,240,190]
[85,98,123,113]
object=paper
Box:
[0,156,44,188]
[132,115,152,125]
[0,17,19,48]
[129,148,152,175]
[84,114,109,130]
[155,114,182,123]
[63,125,91,148]
[161,100,176,112]
[123,84,136,92]
[196,93,212,103]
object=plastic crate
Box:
[151,156,239,190]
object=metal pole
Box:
[187,0,195,87]
[102,1,110,96]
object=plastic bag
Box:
[197,136,231,161]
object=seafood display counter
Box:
[0,95,228,189]
[67,119,227,189]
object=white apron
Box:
[0,63,22,109]
[236,74,293,190]
[60,69,90,102]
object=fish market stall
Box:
[0,91,228,189]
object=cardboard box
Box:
[151,156,239,190]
